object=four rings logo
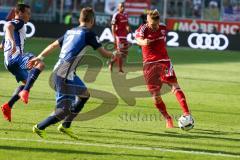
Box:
[0,20,35,38]
[188,33,229,50]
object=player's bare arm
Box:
[136,36,161,46]
[97,47,118,59]
[111,24,116,42]
[5,22,16,54]
[135,37,151,46]
[126,25,131,33]
[37,40,60,58]
[28,40,60,68]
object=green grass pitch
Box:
[0,37,240,160]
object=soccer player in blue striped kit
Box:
[28,7,118,139]
[1,4,45,122]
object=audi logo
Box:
[188,33,229,50]
[0,20,35,38]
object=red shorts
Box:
[115,37,129,55]
[143,61,177,96]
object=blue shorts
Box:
[5,53,35,82]
[55,75,87,108]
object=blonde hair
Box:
[147,9,160,20]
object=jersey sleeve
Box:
[111,13,118,25]
[85,31,102,50]
[135,25,145,39]
[10,19,24,31]
[57,36,64,47]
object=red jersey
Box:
[111,12,129,37]
[135,23,170,63]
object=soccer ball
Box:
[178,115,194,131]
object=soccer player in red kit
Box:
[135,10,193,128]
[110,2,131,73]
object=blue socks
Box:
[38,97,89,130]
[62,97,89,128]
[8,85,24,108]
[37,116,60,130]
[24,68,41,91]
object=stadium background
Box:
[0,1,240,160]
[0,0,240,50]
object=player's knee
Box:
[13,85,24,95]
[171,83,181,93]
[82,89,90,99]
[54,107,71,120]
[72,94,90,114]
[153,95,163,104]
[55,99,72,119]
[19,85,25,90]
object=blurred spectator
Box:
[104,0,118,15]
[0,0,15,6]
[151,1,159,10]
[176,1,183,17]
[193,0,202,18]
[166,0,184,17]
[33,0,44,13]
[81,0,92,7]
[30,0,52,14]
[64,0,73,11]
[223,0,233,14]
[167,1,176,17]
[223,0,240,21]
[204,0,220,20]
[212,26,218,33]
[64,12,72,25]
[93,0,105,13]
[185,0,194,18]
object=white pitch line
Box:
[0,137,239,158]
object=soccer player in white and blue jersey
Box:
[29,7,117,139]
[1,4,45,122]
[0,7,15,49]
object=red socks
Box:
[175,90,190,115]
[117,56,123,72]
[155,101,171,119]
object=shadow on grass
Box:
[0,94,239,117]
[188,128,240,136]
[0,95,55,102]
[1,126,240,150]
[0,145,168,159]
[111,128,240,142]
[2,124,240,143]
[1,126,240,156]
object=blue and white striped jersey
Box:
[4,19,26,63]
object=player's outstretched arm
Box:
[136,37,160,46]
[27,40,60,68]
[97,47,116,58]
[38,40,60,58]
[5,23,16,54]
[135,37,150,46]
[127,25,132,34]
[111,24,117,43]
[0,39,5,50]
